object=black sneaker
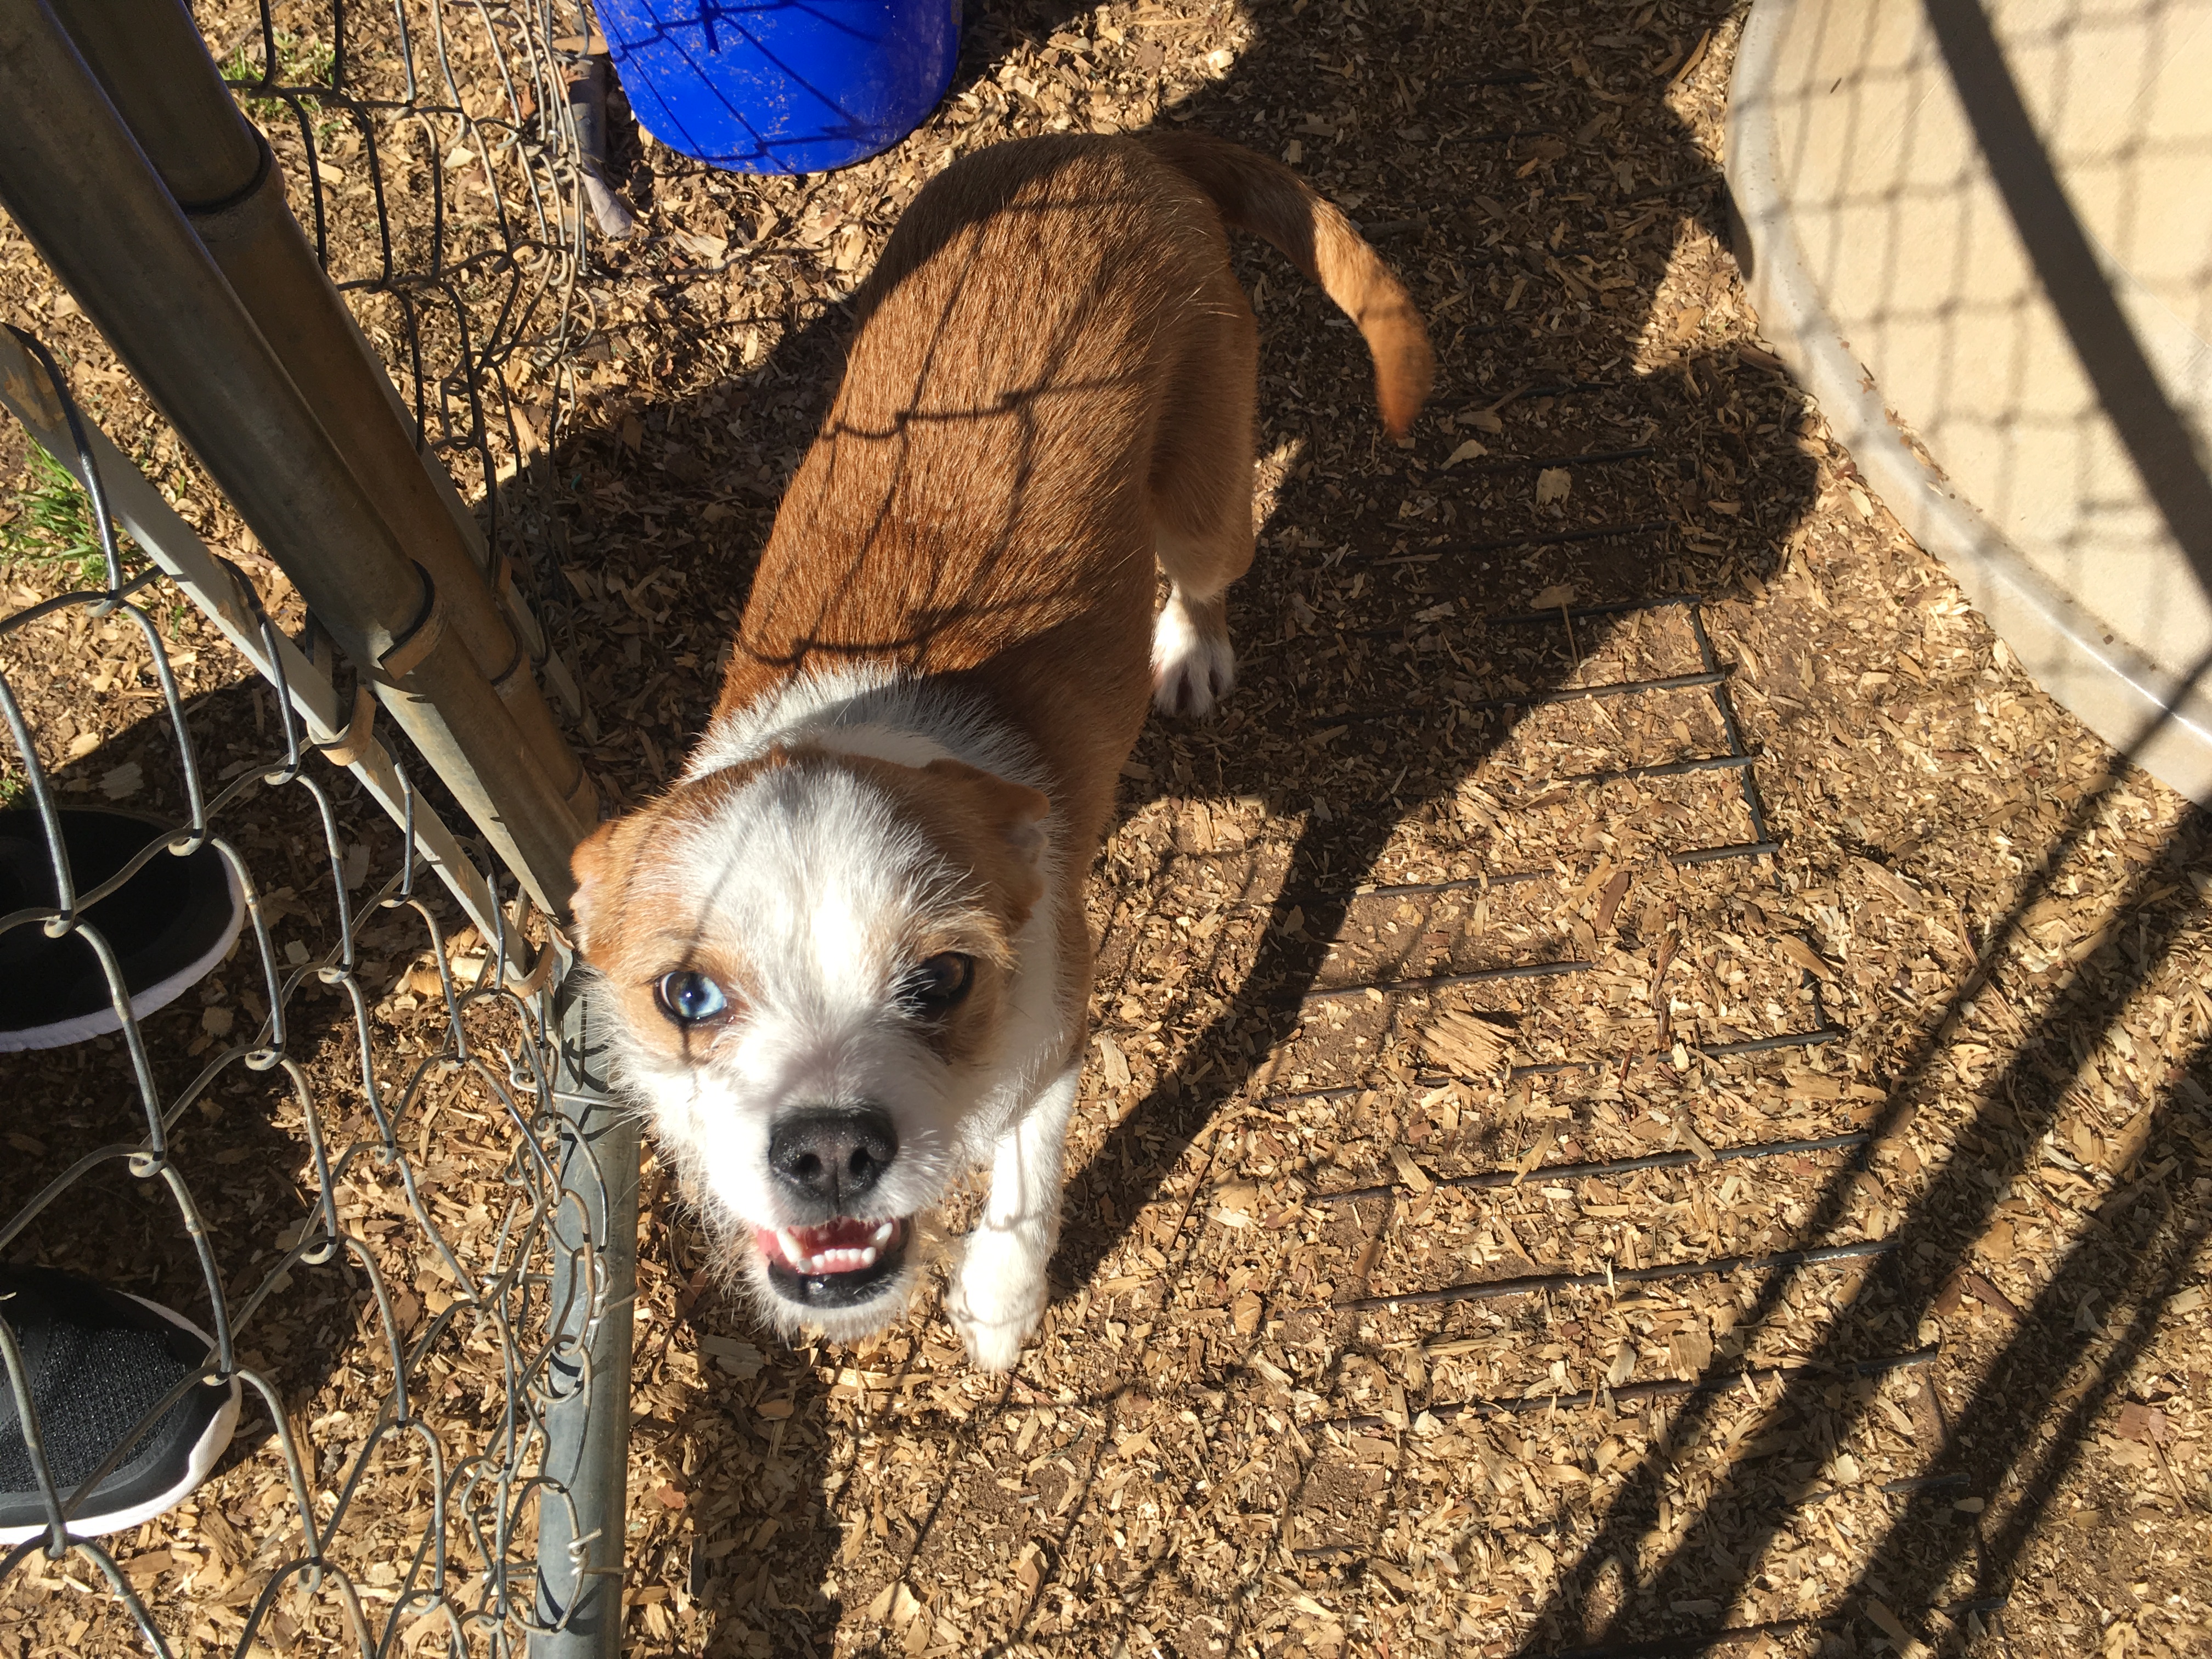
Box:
[0,808,246,1052]
[0,1265,241,1544]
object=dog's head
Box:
[569,746,1053,1340]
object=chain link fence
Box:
[0,3,636,1655]
[215,0,602,654]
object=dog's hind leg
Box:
[950,1061,1081,1371]
[1148,271,1260,719]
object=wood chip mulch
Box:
[3,0,2209,1657]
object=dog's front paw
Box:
[1151,593,1235,718]
[949,1227,1048,1371]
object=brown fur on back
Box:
[715,134,1431,878]
[720,138,1191,868]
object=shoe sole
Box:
[0,1298,241,1545]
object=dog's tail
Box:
[1137,131,1435,437]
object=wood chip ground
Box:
[2,0,2208,1656]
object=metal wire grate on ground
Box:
[969,261,1991,1646]
[1189,532,1979,1648]
[1135,443,1980,1639]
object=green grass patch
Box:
[0,442,146,589]
[224,30,341,142]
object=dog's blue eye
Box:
[656,970,727,1025]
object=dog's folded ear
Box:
[568,815,626,947]
[921,757,1052,907]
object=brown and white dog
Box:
[568,132,1431,1368]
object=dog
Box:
[568,131,1431,1368]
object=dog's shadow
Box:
[512,0,1816,1650]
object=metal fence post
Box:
[47,0,596,830]
[0,5,641,1651]
[537,978,641,1658]
[0,0,585,916]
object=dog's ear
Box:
[567,816,624,948]
[923,757,1051,904]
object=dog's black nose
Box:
[768,1107,898,1207]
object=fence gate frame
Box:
[0,2,635,1655]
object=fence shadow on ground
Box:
[1516,789,2212,1655]
[1509,0,2212,1649]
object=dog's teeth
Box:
[771,1224,899,1276]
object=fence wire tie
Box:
[316,681,379,765]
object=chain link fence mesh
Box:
[0,3,622,1654]
[213,0,601,633]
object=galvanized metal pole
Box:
[48,0,596,830]
[0,0,585,914]
[0,16,637,1646]
[536,979,639,1659]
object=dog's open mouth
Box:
[754,1217,910,1307]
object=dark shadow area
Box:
[0,679,361,1454]
[1521,787,2212,1655]
[0,641,544,1484]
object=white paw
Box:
[1150,596,1235,718]
[949,1227,1048,1372]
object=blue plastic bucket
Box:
[595,0,962,175]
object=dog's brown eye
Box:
[901,952,973,1019]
